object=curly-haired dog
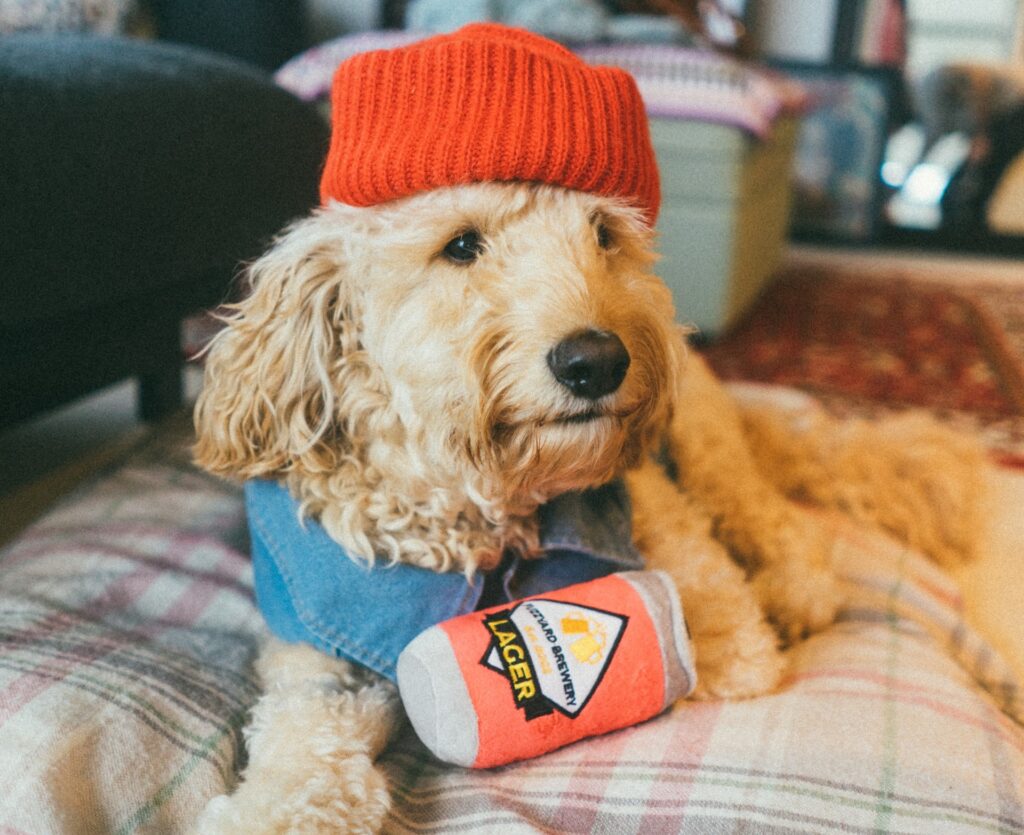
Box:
[191,25,987,835]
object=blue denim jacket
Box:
[246,479,644,681]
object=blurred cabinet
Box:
[905,0,1022,75]
[653,117,800,334]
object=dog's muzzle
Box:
[547,329,630,400]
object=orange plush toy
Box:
[397,571,697,768]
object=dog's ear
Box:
[193,216,363,479]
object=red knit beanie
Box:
[319,23,660,224]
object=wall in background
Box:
[747,0,840,63]
[749,0,1023,74]
[905,0,1023,75]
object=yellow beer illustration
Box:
[561,611,608,665]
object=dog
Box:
[190,25,987,834]
[190,181,986,833]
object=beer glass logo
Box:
[482,599,628,719]
[561,611,608,665]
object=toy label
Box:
[482,599,627,719]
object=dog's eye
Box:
[596,222,613,250]
[442,230,484,264]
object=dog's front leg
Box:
[668,355,841,640]
[193,640,401,835]
[626,460,785,699]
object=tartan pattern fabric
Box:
[1,413,1021,834]
[0,422,264,834]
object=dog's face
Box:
[195,182,680,562]
[355,183,679,495]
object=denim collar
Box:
[246,478,643,681]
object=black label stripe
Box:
[481,610,553,721]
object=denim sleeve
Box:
[245,480,484,681]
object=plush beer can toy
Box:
[397,570,696,768]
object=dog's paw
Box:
[749,509,842,642]
[191,794,255,835]
[690,617,786,700]
[190,753,390,835]
[753,559,842,644]
[307,752,392,835]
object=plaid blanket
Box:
[1,415,1021,834]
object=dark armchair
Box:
[0,32,328,428]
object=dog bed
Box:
[1,410,1021,834]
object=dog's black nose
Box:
[547,329,630,400]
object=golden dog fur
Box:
[192,182,986,834]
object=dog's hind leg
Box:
[626,459,785,699]
[667,355,841,641]
[192,639,400,835]
[731,385,989,569]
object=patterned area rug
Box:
[702,262,1024,465]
